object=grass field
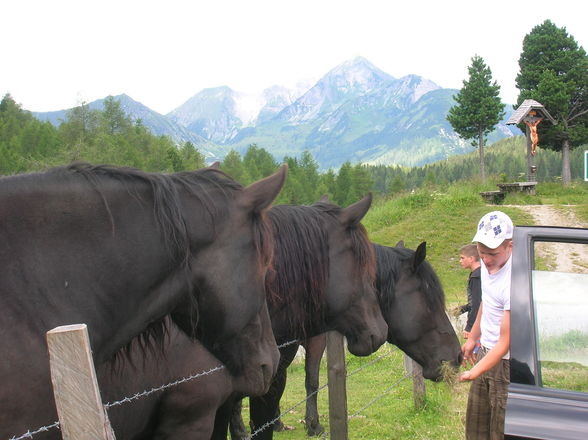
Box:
[241,178,588,440]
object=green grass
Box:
[539,331,588,392]
[241,347,470,439]
[364,182,534,303]
[540,361,588,393]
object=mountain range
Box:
[33,57,521,169]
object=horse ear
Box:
[240,164,287,213]
[396,240,405,248]
[208,161,221,170]
[318,194,330,203]
[339,192,372,227]
[413,241,427,270]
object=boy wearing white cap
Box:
[460,210,513,440]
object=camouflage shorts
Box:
[465,346,510,440]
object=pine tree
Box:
[179,141,205,170]
[242,144,278,183]
[334,162,353,206]
[447,55,505,182]
[221,149,248,184]
[350,163,373,202]
[516,20,588,185]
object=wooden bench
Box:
[480,181,537,204]
[480,190,506,204]
[497,182,537,195]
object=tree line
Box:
[0,95,205,175]
[0,94,373,206]
[2,91,585,207]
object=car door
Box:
[505,226,588,440]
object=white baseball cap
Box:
[472,211,513,249]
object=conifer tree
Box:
[447,55,505,182]
[334,162,353,206]
[221,149,248,184]
[516,20,588,185]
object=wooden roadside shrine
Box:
[506,99,556,182]
[481,99,556,204]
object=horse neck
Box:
[266,206,330,342]
[1,174,197,366]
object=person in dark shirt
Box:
[457,243,481,339]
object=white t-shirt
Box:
[480,255,511,358]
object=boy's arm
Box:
[466,275,482,330]
[462,303,483,363]
[460,310,510,381]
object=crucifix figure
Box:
[524,111,544,156]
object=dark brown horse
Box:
[99,315,273,439]
[62,193,385,440]
[215,196,388,440]
[0,163,285,440]
[232,241,463,437]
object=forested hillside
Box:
[2,94,585,207]
[0,94,204,174]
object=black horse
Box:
[0,163,286,440]
[99,317,254,439]
[59,193,386,439]
[232,241,463,437]
[216,196,389,440]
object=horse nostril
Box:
[457,352,464,366]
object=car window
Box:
[532,240,588,393]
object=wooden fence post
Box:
[46,324,116,440]
[403,354,426,409]
[326,331,348,440]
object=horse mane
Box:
[60,163,243,265]
[266,201,376,338]
[54,163,274,362]
[375,244,445,314]
[312,201,376,291]
[110,319,171,373]
[266,205,330,338]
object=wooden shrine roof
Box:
[506,99,556,125]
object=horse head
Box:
[171,165,287,392]
[317,194,388,356]
[376,242,462,380]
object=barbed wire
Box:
[104,364,225,408]
[249,380,330,439]
[247,345,403,439]
[6,338,301,440]
[346,345,398,377]
[6,338,411,440]
[105,338,299,408]
[348,370,414,419]
[277,339,299,349]
[8,421,60,440]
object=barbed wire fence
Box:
[6,327,300,440]
[6,326,428,440]
[245,338,425,440]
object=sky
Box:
[2,0,587,115]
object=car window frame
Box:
[506,225,588,440]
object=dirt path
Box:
[505,204,588,273]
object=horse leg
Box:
[271,402,286,432]
[152,382,233,440]
[303,334,327,436]
[228,398,249,440]
[249,343,299,440]
[212,396,237,440]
